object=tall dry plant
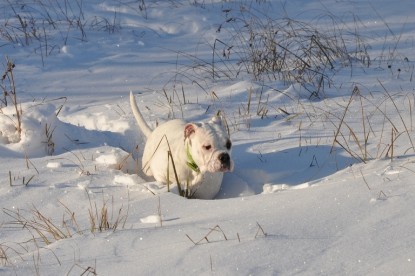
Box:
[1,56,22,138]
[213,8,370,98]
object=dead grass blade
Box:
[378,79,415,153]
[186,225,228,246]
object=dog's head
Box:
[184,116,233,174]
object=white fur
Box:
[130,92,233,199]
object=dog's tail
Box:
[129,91,152,139]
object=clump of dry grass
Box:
[86,191,129,233]
[157,4,373,123]
[212,8,370,98]
[0,191,129,273]
[327,84,415,163]
[3,191,130,247]
[0,0,120,65]
[1,56,22,139]
[3,206,76,245]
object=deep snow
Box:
[1,0,415,275]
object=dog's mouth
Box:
[205,161,233,173]
[217,152,233,172]
[219,165,232,172]
[201,152,233,173]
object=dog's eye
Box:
[203,145,212,151]
[226,140,232,150]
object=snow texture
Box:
[0,0,414,275]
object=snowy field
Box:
[0,0,414,275]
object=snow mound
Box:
[1,102,135,158]
[64,110,130,133]
[0,103,60,155]
[95,147,136,172]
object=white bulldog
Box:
[130,92,233,199]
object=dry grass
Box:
[0,0,120,65]
[186,222,267,246]
[322,83,415,163]
[215,10,370,97]
[1,56,22,138]
[141,134,192,198]
[67,262,98,276]
[0,191,129,273]
[157,5,370,102]
[186,225,228,245]
[0,242,25,266]
[154,3,376,132]
[4,207,73,245]
[86,191,129,233]
[3,191,129,247]
[43,123,56,156]
[8,170,36,187]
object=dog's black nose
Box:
[218,153,232,172]
[218,152,230,164]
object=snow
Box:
[1,0,415,275]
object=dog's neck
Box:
[185,141,200,174]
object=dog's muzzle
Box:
[218,152,231,172]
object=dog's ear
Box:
[184,123,197,139]
[209,116,222,125]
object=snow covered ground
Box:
[0,0,414,275]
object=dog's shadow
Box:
[216,144,356,199]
